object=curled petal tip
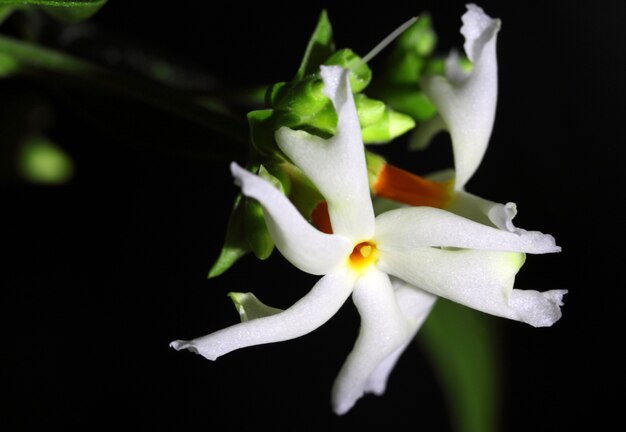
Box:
[170,340,194,352]
[509,289,568,327]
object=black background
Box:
[2,1,622,430]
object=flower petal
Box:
[276,65,375,242]
[378,247,567,327]
[231,162,352,275]
[364,278,437,396]
[170,268,356,360]
[375,207,560,254]
[422,4,500,190]
[331,269,412,415]
[227,292,282,322]
[447,190,519,232]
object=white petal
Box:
[375,207,560,254]
[231,163,352,275]
[447,190,519,232]
[276,66,375,241]
[378,247,567,327]
[170,269,356,360]
[331,269,412,415]
[227,292,282,322]
[364,279,437,396]
[422,5,501,190]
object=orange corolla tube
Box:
[373,164,453,208]
[311,200,333,234]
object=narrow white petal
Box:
[378,247,567,327]
[231,163,352,275]
[375,207,560,254]
[364,279,437,395]
[228,292,282,322]
[447,190,519,232]
[422,5,501,190]
[276,66,375,241]
[331,269,412,415]
[170,269,356,360]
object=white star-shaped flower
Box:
[171,65,565,414]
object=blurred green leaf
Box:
[0,35,248,160]
[295,10,334,81]
[0,5,16,24]
[18,136,73,184]
[419,299,501,432]
[0,0,107,22]
[0,51,19,76]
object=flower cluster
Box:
[171,5,565,415]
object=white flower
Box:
[420,4,524,232]
[171,65,565,414]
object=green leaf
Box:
[0,0,107,22]
[18,136,74,184]
[208,195,250,279]
[295,9,334,81]
[419,299,501,432]
[324,48,371,93]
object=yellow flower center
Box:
[348,241,378,272]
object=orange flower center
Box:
[348,241,378,271]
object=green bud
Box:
[354,94,385,128]
[19,136,73,184]
[362,107,415,144]
[398,14,437,57]
[384,88,437,122]
[324,48,372,93]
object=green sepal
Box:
[227,292,282,322]
[243,196,274,260]
[365,150,386,188]
[280,162,323,220]
[323,48,371,93]
[207,194,250,279]
[295,9,334,81]
[258,164,287,194]
[362,106,415,144]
